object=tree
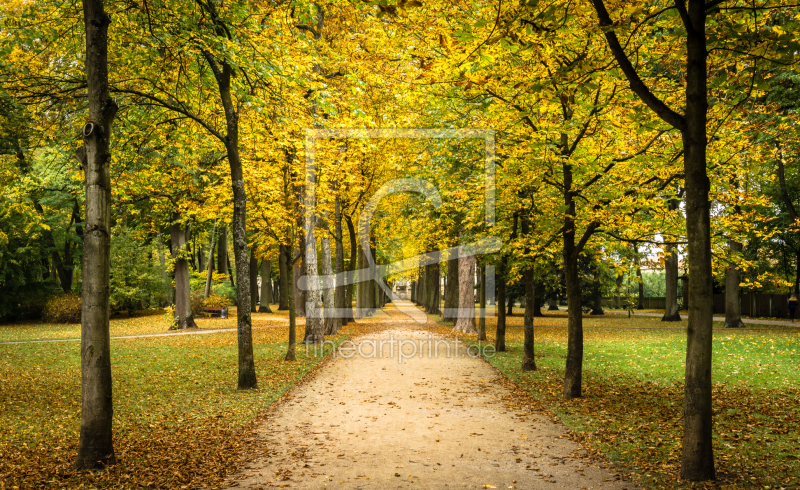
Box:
[75,0,117,469]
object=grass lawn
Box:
[470,313,800,489]
[0,308,342,489]
[0,307,290,343]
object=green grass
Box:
[474,320,800,489]
[0,307,289,343]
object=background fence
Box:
[597,294,795,319]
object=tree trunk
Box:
[286,245,297,361]
[522,268,536,371]
[344,215,357,324]
[663,246,681,321]
[425,263,441,315]
[590,278,604,315]
[259,259,272,313]
[302,209,323,344]
[562,160,584,398]
[679,2,715,477]
[495,256,507,352]
[723,240,744,328]
[589,0,716,474]
[548,292,559,311]
[76,0,117,468]
[478,265,486,341]
[320,215,337,335]
[333,195,345,331]
[507,294,514,316]
[203,223,217,299]
[418,265,427,312]
[453,251,476,333]
[201,42,256,389]
[170,214,198,330]
[249,249,259,313]
[217,225,228,275]
[293,236,306,318]
[634,242,644,309]
[278,244,290,310]
[681,275,689,310]
[443,254,459,322]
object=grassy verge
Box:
[468,316,800,489]
[0,306,291,343]
[0,316,346,489]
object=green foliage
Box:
[212,282,237,306]
[42,293,81,324]
[109,226,170,315]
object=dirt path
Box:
[230,302,639,489]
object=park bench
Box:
[203,307,225,318]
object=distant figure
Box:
[789,295,798,323]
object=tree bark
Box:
[522,268,536,371]
[443,254,459,322]
[589,0,716,472]
[425,262,441,315]
[293,236,306,318]
[453,250,476,333]
[200,33,256,389]
[170,214,198,330]
[278,244,290,310]
[723,239,745,328]
[249,249,259,313]
[495,256,507,352]
[478,265,486,341]
[286,246,297,361]
[302,212,323,343]
[203,222,217,299]
[320,214,337,335]
[333,195,345,330]
[663,246,681,321]
[344,215,357,323]
[634,242,644,309]
[217,225,228,275]
[76,0,117,468]
[259,258,272,313]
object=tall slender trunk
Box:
[723,240,744,328]
[522,268,536,371]
[76,0,117,468]
[495,256,507,352]
[278,244,289,310]
[200,32,256,389]
[334,195,345,330]
[663,210,681,320]
[344,215,357,323]
[259,258,272,313]
[320,213,337,335]
[217,226,228,275]
[293,235,306,318]
[355,243,364,318]
[478,265,486,341]
[204,222,217,298]
[679,1,714,477]
[249,249,259,313]
[170,214,198,330]
[302,207,323,343]
[562,158,584,399]
[634,242,644,309]
[286,245,297,361]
